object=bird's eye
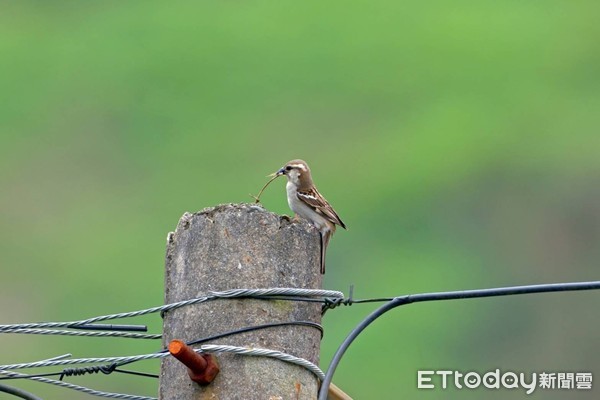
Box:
[285,166,292,171]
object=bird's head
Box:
[270,159,312,187]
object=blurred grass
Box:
[1,1,599,399]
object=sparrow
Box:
[272,159,346,274]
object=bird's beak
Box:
[268,168,285,178]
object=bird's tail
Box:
[320,230,332,274]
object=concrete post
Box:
[159,203,322,400]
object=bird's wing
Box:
[297,187,346,229]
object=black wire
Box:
[113,368,159,379]
[67,323,148,332]
[317,280,600,400]
[0,372,63,381]
[0,383,44,400]
[186,320,324,346]
[111,320,323,375]
[350,297,395,304]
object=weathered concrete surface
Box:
[159,203,322,400]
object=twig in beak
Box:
[250,174,280,203]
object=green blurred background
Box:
[1,1,598,399]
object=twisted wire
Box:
[0,352,171,371]
[209,288,342,298]
[59,365,115,379]
[201,344,325,381]
[2,282,598,400]
[0,288,343,332]
[0,370,156,400]
[0,345,324,396]
[0,329,160,339]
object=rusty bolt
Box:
[168,339,219,385]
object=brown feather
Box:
[297,187,346,229]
